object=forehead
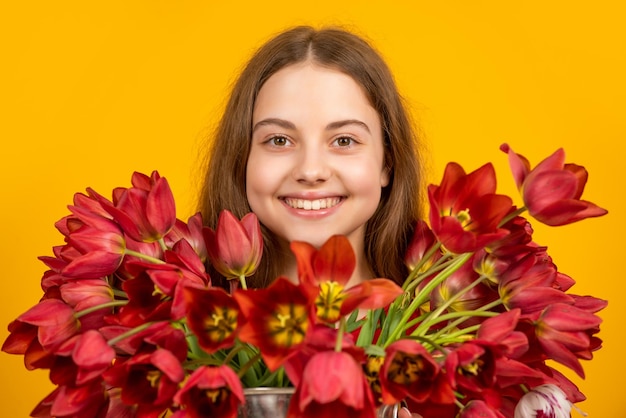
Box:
[253,62,379,125]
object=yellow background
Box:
[1,1,623,416]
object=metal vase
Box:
[238,387,294,418]
[238,387,402,417]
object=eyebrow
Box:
[326,119,371,133]
[252,118,371,134]
[252,118,296,132]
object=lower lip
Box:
[280,198,344,218]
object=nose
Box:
[292,145,331,184]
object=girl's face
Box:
[246,62,389,252]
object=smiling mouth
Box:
[282,197,343,211]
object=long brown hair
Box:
[198,26,423,288]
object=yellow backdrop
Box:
[1,1,623,416]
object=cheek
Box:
[246,153,280,207]
[245,162,262,207]
[341,157,387,192]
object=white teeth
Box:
[284,197,341,211]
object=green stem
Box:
[498,206,527,227]
[124,249,166,264]
[75,300,128,318]
[107,321,159,346]
[409,335,448,354]
[239,274,248,290]
[428,309,499,327]
[223,343,247,366]
[384,253,472,347]
[112,288,128,298]
[413,274,489,337]
[403,311,431,331]
[158,238,168,252]
[184,357,223,368]
[237,351,262,379]
[434,324,481,345]
[403,254,455,296]
[402,242,443,291]
[429,299,503,340]
[335,317,346,352]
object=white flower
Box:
[514,384,572,418]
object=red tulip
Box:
[45,380,109,418]
[533,302,604,378]
[103,324,186,415]
[184,286,240,353]
[404,220,442,272]
[500,144,607,226]
[428,162,513,254]
[173,365,244,418]
[499,252,574,315]
[380,339,447,405]
[58,202,127,279]
[114,270,173,327]
[459,400,505,418]
[283,324,364,387]
[165,212,208,262]
[71,330,116,385]
[291,236,403,324]
[476,309,528,358]
[444,341,496,393]
[234,277,312,370]
[59,279,114,312]
[287,350,377,418]
[203,210,263,281]
[105,171,177,242]
[3,299,80,354]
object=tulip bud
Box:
[203,210,263,287]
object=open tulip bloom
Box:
[2,146,608,418]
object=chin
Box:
[288,234,330,249]
[278,228,332,248]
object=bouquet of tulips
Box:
[3,144,607,418]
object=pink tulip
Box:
[105,171,177,242]
[287,350,377,418]
[459,400,505,418]
[533,303,604,378]
[3,299,80,353]
[203,210,263,280]
[501,144,607,226]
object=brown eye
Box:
[335,137,353,147]
[270,136,289,146]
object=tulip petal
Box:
[146,177,176,238]
[477,309,520,341]
[313,235,355,285]
[351,279,403,310]
[532,199,608,226]
[62,250,123,279]
[151,348,185,383]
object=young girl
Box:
[199,26,423,292]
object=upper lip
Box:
[279,192,345,199]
